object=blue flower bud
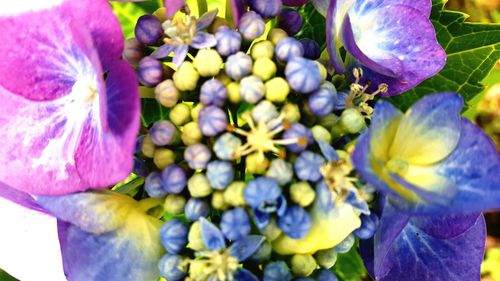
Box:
[133,157,149,177]
[239,11,265,40]
[225,51,253,81]
[264,261,292,281]
[214,133,242,160]
[137,56,164,87]
[275,37,304,62]
[334,234,355,253]
[285,56,322,94]
[333,91,349,111]
[278,206,312,239]
[184,144,212,170]
[134,15,163,45]
[266,159,293,185]
[300,38,321,60]
[294,151,325,182]
[158,254,186,281]
[240,75,265,104]
[198,105,228,136]
[252,100,279,124]
[206,161,234,189]
[244,177,282,209]
[185,198,210,221]
[123,38,144,66]
[308,83,338,117]
[200,79,227,107]
[277,9,302,35]
[160,219,188,254]
[282,123,313,153]
[145,171,167,197]
[161,164,186,194]
[317,269,339,281]
[215,26,242,56]
[220,207,251,241]
[354,213,379,240]
[249,0,282,18]
[150,120,176,146]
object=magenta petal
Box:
[164,0,186,18]
[0,182,45,213]
[230,0,248,27]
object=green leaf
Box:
[141,98,171,127]
[111,1,160,39]
[0,269,19,281]
[389,0,500,110]
[332,244,367,281]
[296,3,327,50]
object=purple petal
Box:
[164,0,186,18]
[283,0,309,6]
[173,44,189,67]
[230,0,248,27]
[0,181,44,212]
[234,268,260,281]
[200,218,226,250]
[151,44,176,59]
[317,139,339,161]
[326,0,347,73]
[197,9,219,30]
[190,32,217,49]
[351,0,432,18]
[228,235,265,262]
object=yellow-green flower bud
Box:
[315,248,338,269]
[141,134,156,158]
[217,72,232,86]
[155,79,179,108]
[281,103,301,123]
[253,57,277,81]
[268,28,288,45]
[223,181,246,206]
[265,77,289,103]
[319,114,339,131]
[339,108,365,134]
[187,221,205,251]
[315,61,328,82]
[290,182,315,207]
[227,82,241,104]
[164,194,186,215]
[261,218,282,241]
[251,40,274,60]
[169,103,191,126]
[246,152,269,174]
[173,61,199,91]
[188,173,213,198]
[211,191,228,210]
[291,254,317,277]
[193,49,223,77]
[311,125,332,144]
[181,121,203,145]
[153,148,176,169]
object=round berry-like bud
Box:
[266,159,293,185]
[225,51,253,81]
[275,37,304,62]
[155,79,179,108]
[206,161,234,189]
[252,100,279,124]
[285,56,322,94]
[133,157,149,177]
[249,0,282,18]
[150,120,176,146]
[153,148,176,169]
[215,26,242,56]
[184,198,210,221]
[251,40,274,60]
[220,207,251,240]
[282,123,313,153]
[164,194,186,215]
[137,56,164,87]
[226,82,241,104]
[261,218,282,241]
[290,181,315,207]
[317,269,339,281]
[354,213,379,240]
[246,152,269,174]
[135,15,163,45]
[240,75,265,104]
[319,114,339,131]
[145,171,167,197]
[173,61,199,91]
[223,181,246,207]
[314,248,338,269]
[263,261,292,281]
[169,103,191,126]
[160,219,188,254]
[198,106,228,136]
[158,254,186,281]
[308,83,337,117]
[311,125,332,144]
[161,164,186,194]
[123,38,144,66]
[291,254,317,277]
[217,72,232,86]
[334,234,355,253]
[281,103,301,123]
[141,134,156,158]
[265,77,290,103]
[239,11,266,40]
[187,173,213,198]
[187,221,205,251]
[211,190,229,210]
[339,108,365,134]
[191,103,203,121]
[268,28,288,45]
[300,38,321,60]
[277,9,303,35]
[253,57,277,81]
[200,79,227,107]
[181,121,202,145]
[278,206,312,239]
[294,151,325,182]
[193,49,223,77]
[214,133,242,160]
[184,144,212,170]
[244,177,282,209]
